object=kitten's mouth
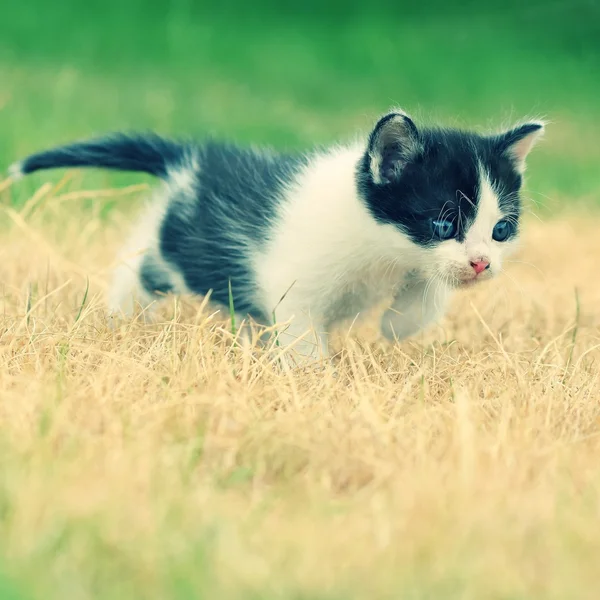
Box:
[456,273,491,288]
[458,278,478,288]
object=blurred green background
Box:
[1,0,599,209]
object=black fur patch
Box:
[357,126,523,245]
[159,141,307,320]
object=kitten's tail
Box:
[8,133,194,181]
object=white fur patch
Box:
[463,167,502,262]
[254,144,424,342]
[369,152,384,185]
[166,150,200,196]
[167,164,197,195]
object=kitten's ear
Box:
[496,121,545,173]
[367,110,422,185]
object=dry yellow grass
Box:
[1,184,600,599]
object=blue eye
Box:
[492,220,513,242]
[431,219,456,240]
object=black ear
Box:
[367,110,422,185]
[496,121,545,173]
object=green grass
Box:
[1,0,599,206]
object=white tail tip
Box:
[8,162,24,181]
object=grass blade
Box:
[75,277,90,323]
[228,279,236,336]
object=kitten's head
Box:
[357,109,545,287]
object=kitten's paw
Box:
[380,311,423,343]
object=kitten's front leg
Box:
[272,312,329,368]
[381,278,451,342]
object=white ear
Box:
[367,109,422,185]
[497,121,545,173]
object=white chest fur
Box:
[254,146,422,319]
[252,145,436,362]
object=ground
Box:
[1,184,600,598]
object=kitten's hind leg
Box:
[107,256,157,323]
[107,196,170,323]
[107,251,178,323]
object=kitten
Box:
[8,109,544,364]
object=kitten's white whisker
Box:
[457,189,476,209]
[500,268,526,302]
[504,259,546,279]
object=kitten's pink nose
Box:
[470,260,490,275]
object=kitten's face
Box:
[358,110,544,288]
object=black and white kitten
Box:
[8,109,544,362]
